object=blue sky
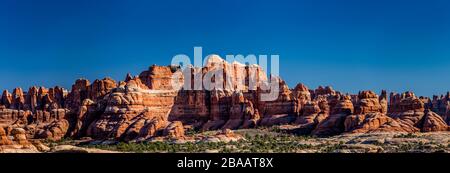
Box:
[1,0,450,96]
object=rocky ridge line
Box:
[1,56,449,150]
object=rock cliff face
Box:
[1,55,449,144]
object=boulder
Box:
[36,120,70,141]
[11,128,30,145]
[163,121,185,139]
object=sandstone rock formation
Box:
[294,101,328,134]
[36,120,70,141]
[312,95,354,136]
[0,127,12,145]
[163,121,185,139]
[11,128,30,145]
[259,79,296,126]
[342,90,450,134]
[343,91,392,133]
[0,55,449,143]
[203,129,244,143]
[421,111,449,132]
[430,93,450,125]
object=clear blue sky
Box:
[1,0,450,96]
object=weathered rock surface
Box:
[163,121,185,139]
[312,95,354,136]
[50,145,120,153]
[202,129,244,143]
[0,127,12,145]
[421,111,449,132]
[36,119,70,141]
[343,91,426,134]
[0,127,41,153]
[0,55,449,143]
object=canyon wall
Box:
[0,55,449,142]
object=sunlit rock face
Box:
[1,55,450,144]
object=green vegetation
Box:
[394,133,419,138]
[397,143,427,152]
[62,128,450,153]
[42,137,74,148]
[82,133,316,153]
[184,128,198,136]
[319,144,344,153]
